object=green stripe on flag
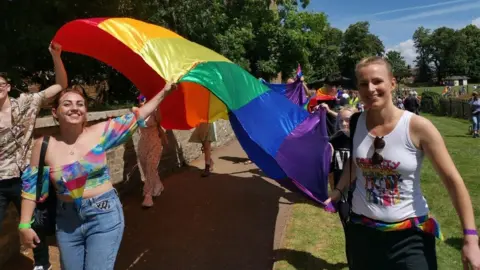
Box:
[179,61,269,110]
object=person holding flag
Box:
[295,64,311,99]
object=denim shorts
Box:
[56,189,125,270]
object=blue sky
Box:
[307,0,480,64]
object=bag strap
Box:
[35,136,50,201]
[348,112,361,188]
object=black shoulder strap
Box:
[349,112,361,153]
[348,112,361,184]
[36,136,50,201]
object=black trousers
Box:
[0,178,50,266]
[346,222,437,270]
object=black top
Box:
[329,131,351,186]
[403,96,419,113]
[325,113,337,137]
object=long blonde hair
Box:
[335,105,357,132]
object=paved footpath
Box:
[5,140,296,270]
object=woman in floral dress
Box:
[137,95,168,207]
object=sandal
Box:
[152,183,165,197]
[201,159,214,177]
[142,195,154,208]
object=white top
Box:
[351,111,430,222]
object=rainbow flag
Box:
[63,175,88,208]
[296,64,303,78]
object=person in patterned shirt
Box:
[0,42,67,270]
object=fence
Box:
[421,97,473,120]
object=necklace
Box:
[69,146,75,155]
[66,138,80,155]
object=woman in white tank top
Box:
[325,57,480,269]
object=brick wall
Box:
[0,109,235,266]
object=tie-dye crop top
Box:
[21,111,145,205]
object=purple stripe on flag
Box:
[262,80,308,107]
[275,108,332,204]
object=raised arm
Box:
[137,82,176,120]
[412,116,480,268]
[98,83,176,151]
[43,42,68,99]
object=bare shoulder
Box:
[409,114,443,150]
[410,114,435,132]
[29,136,45,166]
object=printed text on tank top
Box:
[352,111,429,222]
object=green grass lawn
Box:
[273,114,480,270]
[397,84,471,95]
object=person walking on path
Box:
[469,91,480,138]
[136,95,168,208]
[189,122,216,177]
[326,56,480,269]
[19,81,176,270]
[0,42,67,270]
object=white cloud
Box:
[371,0,470,16]
[379,1,480,23]
[473,17,480,27]
[387,39,417,66]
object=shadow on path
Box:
[273,249,348,270]
[6,143,327,270]
[444,237,463,251]
[116,165,287,270]
[219,156,250,164]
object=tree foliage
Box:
[1,0,386,103]
[413,24,480,83]
[340,22,385,81]
[385,51,410,81]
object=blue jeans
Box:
[473,113,480,132]
[56,189,124,270]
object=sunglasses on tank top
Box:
[371,136,385,165]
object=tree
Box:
[339,22,385,81]
[412,27,434,83]
[458,24,480,81]
[385,51,409,81]
[428,27,463,82]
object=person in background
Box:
[287,76,311,98]
[469,91,480,138]
[356,101,365,112]
[19,81,176,270]
[316,75,342,136]
[339,93,349,107]
[0,43,67,270]
[136,95,168,208]
[413,91,421,114]
[348,91,359,108]
[326,56,480,269]
[403,91,419,114]
[189,122,217,177]
[396,97,405,109]
[328,105,357,267]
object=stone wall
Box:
[0,109,236,266]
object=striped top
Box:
[21,111,145,207]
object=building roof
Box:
[445,76,470,80]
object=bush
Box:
[420,91,443,115]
